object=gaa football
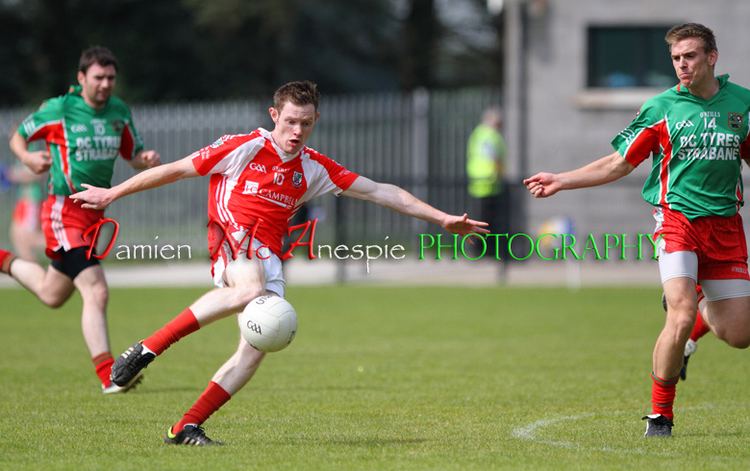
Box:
[238,295,298,352]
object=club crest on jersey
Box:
[292,171,303,188]
[111,120,125,134]
[242,180,259,195]
[728,112,743,131]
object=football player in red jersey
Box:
[72,80,488,445]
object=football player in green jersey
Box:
[0,47,160,394]
[524,23,750,437]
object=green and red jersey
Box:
[17,85,144,196]
[612,75,750,219]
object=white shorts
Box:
[211,237,286,297]
[659,248,750,301]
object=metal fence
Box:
[0,87,503,258]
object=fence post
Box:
[411,88,430,235]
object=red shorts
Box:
[12,198,42,231]
[40,195,105,259]
[655,207,749,280]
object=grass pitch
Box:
[1,285,750,470]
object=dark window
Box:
[588,26,676,88]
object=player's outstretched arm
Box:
[523,151,634,198]
[71,155,199,210]
[342,176,489,235]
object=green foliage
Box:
[0,0,502,106]
[6,285,742,470]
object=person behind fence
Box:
[0,46,161,394]
[467,106,508,258]
[0,164,46,261]
[523,23,750,437]
[71,80,488,446]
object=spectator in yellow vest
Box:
[466,107,508,259]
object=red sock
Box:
[650,372,678,420]
[690,311,711,341]
[142,308,200,355]
[93,352,114,387]
[0,249,16,274]
[173,381,232,434]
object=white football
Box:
[238,295,297,352]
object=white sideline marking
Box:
[511,411,665,456]
[511,404,736,456]
[511,413,597,451]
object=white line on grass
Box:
[511,411,673,456]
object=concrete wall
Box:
[507,0,750,236]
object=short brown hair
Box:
[273,81,319,111]
[665,23,717,53]
[79,46,119,73]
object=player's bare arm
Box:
[71,155,198,209]
[342,175,489,235]
[9,131,51,174]
[523,151,634,198]
[129,149,162,170]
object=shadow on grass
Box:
[265,437,429,446]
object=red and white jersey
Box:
[191,128,359,256]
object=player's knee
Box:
[39,292,69,309]
[231,286,264,309]
[665,295,697,317]
[665,310,695,334]
[80,282,109,306]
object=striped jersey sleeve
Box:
[191,133,263,176]
[119,108,145,160]
[17,98,64,142]
[611,100,665,167]
[300,148,359,201]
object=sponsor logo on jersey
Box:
[249,162,267,173]
[242,180,259,195]
[71,123,88,133]
[272,166,290,173]
[111,119,125,134]
[257,188,298,208]
[210,136,227,149]
[674,120,694,130]
[292,171,303,188]
[728,112,743,131]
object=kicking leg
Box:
[111,256,266,387]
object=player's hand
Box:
[138,150,161,168]
[70,184,114,210]
[22,150,52,174]
[523,172,562,198]
[442,213,490,235]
